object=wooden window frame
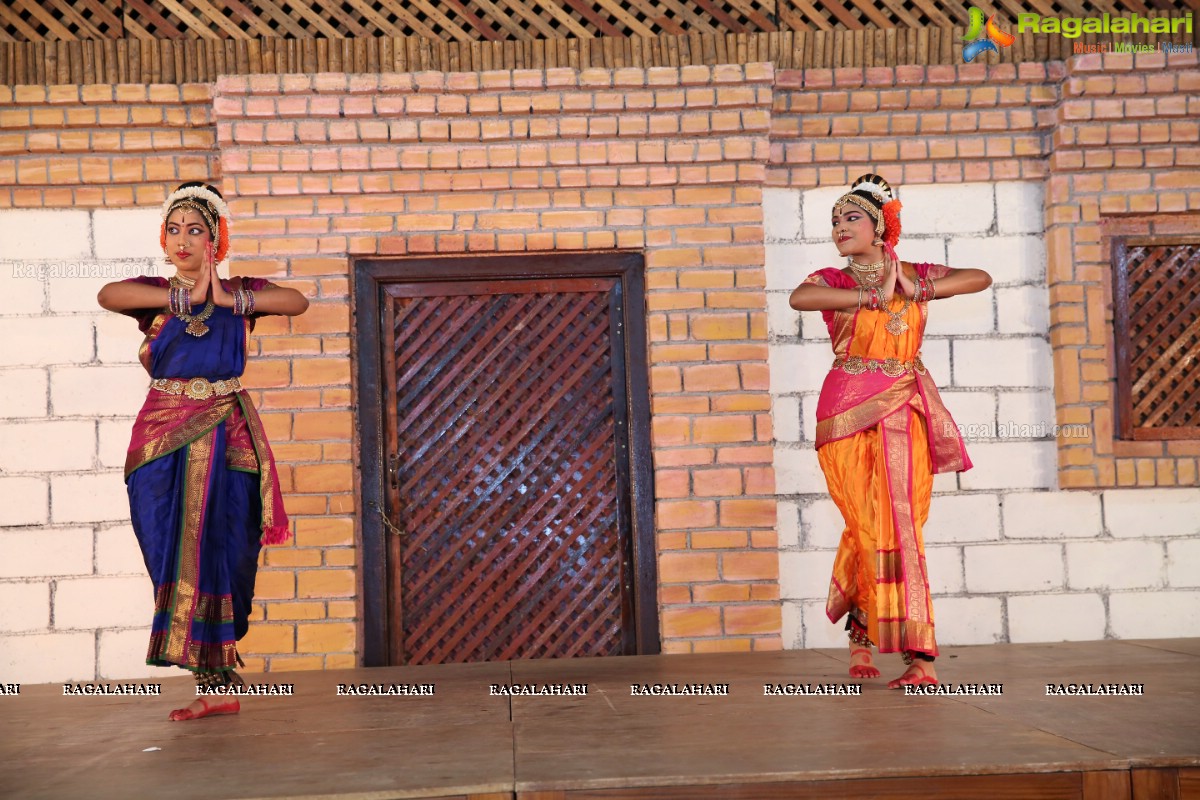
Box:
[1112,234,1200,442]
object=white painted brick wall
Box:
[799,599,847,648]
[0,318,95,367]
[995,285,1050,335]
[0,420,95,472]
[50,472,132,524]
[899,184,995,234]
[772,396,800,442]
[0,208,171,683]
[777,500,800,548]
[927,494,1001,543]
[965,543,1064,593]
[0,477,50,526]
[957,442,1057,490]
[800,497,846,549]
[0,528,94,578]
[98,628,161,680]
[932,596,1004,645]
[50,365,150,417]
[1167,540,1200,588]
[96,524,146,575]
[1002,491,1103,539]
[774,447,827,495]
[948,235,1046,285]
[922,286,995,336]
[0,368,49,417]
[0,210,92,259]
[926,545,964,594]
[1104,489,1200,538]
[54,576,153,630]
[0,582,50,633]
[941,390,996,431]
[995,182,1044,234]
[1008,593,1106,642]
[997,390,1057,431]
[952,338,1053,388]
[1109,592,1200,639]
[0,632,95,683]
[1067,541,1165,591]
[97,419,134,469]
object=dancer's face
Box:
[831,205,878,259]
[164,209,213,274]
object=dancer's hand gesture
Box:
[207,243,233,308]
[881,244,900,304]
[889,244,914,299]
[189,246,211,305]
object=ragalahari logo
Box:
[962,7,1015,62]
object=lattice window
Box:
[6,0,1199,40]
[1112,237,1200,441]
[0,0,123,41]
[120,0,780,40]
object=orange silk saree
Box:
[804,264,972,657]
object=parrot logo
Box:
[962,7,1015,62]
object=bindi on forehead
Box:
[831,210,868,223]
[167,209,211,229]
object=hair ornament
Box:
[161,184,230,222]
[882,198,902,247]
[160,182,231,263]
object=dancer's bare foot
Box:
[887,660,938,689]
[849,644,880,679]
[168,696,240,721]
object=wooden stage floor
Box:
[2,640,1198,800]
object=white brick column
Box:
[0,209,164,683]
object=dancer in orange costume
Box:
[790,174,991,688]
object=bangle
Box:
[926,277,937,301]
[170,285,189,316]
[232,288,257,317]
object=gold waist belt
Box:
[831,355,925,378]
[150,377,242,400]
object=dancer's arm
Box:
[790,251,902,312]
[920,267,992,299]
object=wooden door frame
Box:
[354,251,659,666]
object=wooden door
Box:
[375,264,650,665]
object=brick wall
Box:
[764,53,1200,648]
[1,54,1198,682]
[217,65,782,660]
[0,83,216,208]
[1048,52,1200,487]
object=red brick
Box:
[657,500,717,530]
[692,468,743,497]
[682,364,740,392]
[693,416,754,444]
[661,606,722,637]
[658,552,719,583]
[724,605,781,635]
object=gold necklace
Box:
[169,275,214,336]
[171,272,197,289]
[884,294,913,336]
[848,258,885,285]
